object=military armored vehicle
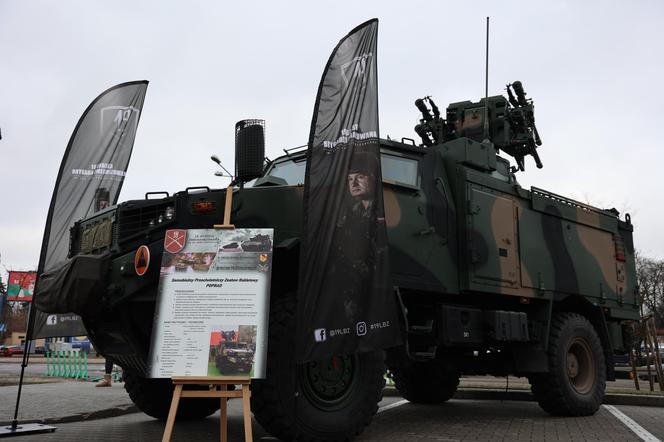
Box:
[63,81,638,440]
[215,342,254,374]
[241,233,273,252]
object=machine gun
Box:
[414,80,543,171]
[503,81,542,170]
[414,96,450,147]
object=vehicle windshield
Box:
[265,159,307,185]
[259,152,420,187]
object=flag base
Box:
[0,423,56,438]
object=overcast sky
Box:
[1,0,663,282]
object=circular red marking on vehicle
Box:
[135,245,150,276]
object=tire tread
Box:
[251,297,385,442]
[123,372,220,421]
[530,312,606,416]
[386,347,459,404]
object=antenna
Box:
[482,16,490,143]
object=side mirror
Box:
[235,119,265,184]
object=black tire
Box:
[385,347,459,404]
[251,297,385,442]
[530,312,606,416]
[123,371,220,421]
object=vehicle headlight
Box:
[148,206,175,227]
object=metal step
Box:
[408,319,434,335]
[408,324,433,335]
[411,349,437,360]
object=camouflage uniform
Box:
[332,198,387,323]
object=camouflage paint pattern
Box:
[68,130,638,377]
[229,136,637,323]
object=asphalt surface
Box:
[0,357,663,441]
[3,397,663,441]
[0,381,135,426]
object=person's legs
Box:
[96,358,113,387]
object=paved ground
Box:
[0,381,134,425]
[613,404,664,440]
[365,400,644,442]
[1,358,663,441]
[3,397,662,441]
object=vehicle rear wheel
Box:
[123,371,220,421]
[385,347,459,404]
[251,296,385,442]
[530,312,606,416]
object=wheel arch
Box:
[555,295,615,381]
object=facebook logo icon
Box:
[314,328,327,342]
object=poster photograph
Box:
[148,228,273,379]
[208,325,258,377]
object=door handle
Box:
[416,227,435,236]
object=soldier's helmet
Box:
[348,151,379,176]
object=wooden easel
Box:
[163,187,251,441]
[162,376,252,442]
[214,184,235,230]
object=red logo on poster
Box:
[164,229,187,254]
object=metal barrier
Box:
[111,364,122,382]
[45,351,89,380]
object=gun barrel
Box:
[512,81,528,106]
[533,126,542,146]
[415,98,433,122]
[531,146,543,168]
[429,98,441,119]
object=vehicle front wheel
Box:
[251,297,385,442]
[530,312,606,416]
[123,371,220,421]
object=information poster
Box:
[148,228,273,379]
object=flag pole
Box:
[0,301,56,436]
